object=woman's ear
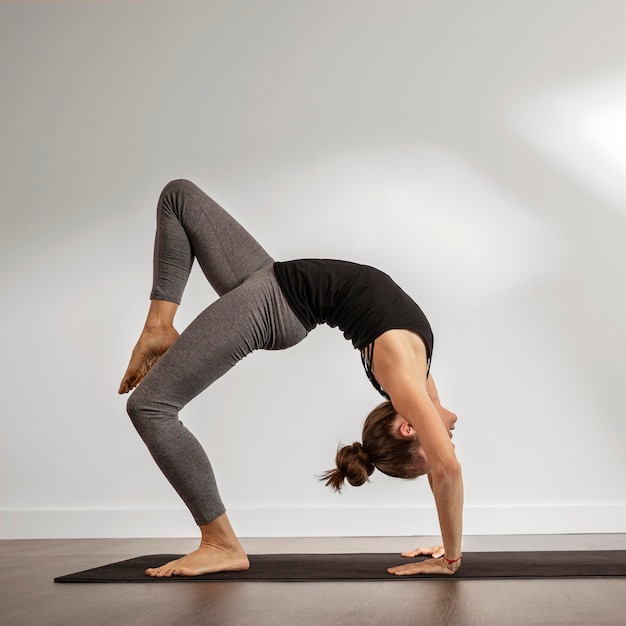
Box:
[398,419,415,438]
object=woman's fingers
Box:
[401,544,445,558]
[400,548,428,558]
[431,546,445,558]
[388,557,458,576]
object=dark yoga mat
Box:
[55,550,626,582]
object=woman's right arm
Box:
[371,331,464,575]
[389,380,464,569]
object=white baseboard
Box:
[1,504,625,539]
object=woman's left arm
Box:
[373,332,464,575]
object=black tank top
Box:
[273,259,433,398]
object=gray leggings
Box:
[126,179,308,525]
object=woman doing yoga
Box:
[119,179,463,577]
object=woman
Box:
[119,179,463,577]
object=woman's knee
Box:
[160,178,199,201]
[126,387,179,430]
[125,387,163,432]
[126,390,146,428]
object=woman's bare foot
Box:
[145,543,250,577]
[146,514,250,577]
[118,325,180,393]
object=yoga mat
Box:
[55,550,626,582]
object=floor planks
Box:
[2,535,625,625]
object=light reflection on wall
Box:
[509,73,625,214]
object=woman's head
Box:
[321,401,428,491]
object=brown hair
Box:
[321,401,428,491]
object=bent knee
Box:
[126,388,158,426]
[160,178,199,199]
[126,388,179,428]
[126,391,145,426]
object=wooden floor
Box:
[2,534,626,625]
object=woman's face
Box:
[394,403,457,445]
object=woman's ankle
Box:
[145,299,179,329]
[142,322,178,334]
[198,514,244,552]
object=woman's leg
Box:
[126,268,306,576]
[119,179,274,393]
[121,181,306,575]
[151,178,274,302]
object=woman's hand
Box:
[387,545,461,576]
[401,544,445,559]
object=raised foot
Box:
[145,546,250,577]
[118,326,180,394]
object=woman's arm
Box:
[426,374,442,404]
[372,331,464,575]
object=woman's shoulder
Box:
[373,330,430,375]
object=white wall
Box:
[1,0,624,539]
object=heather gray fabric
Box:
[127,180,308,525]
[150,179,274,302]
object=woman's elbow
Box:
[431,460,462,482]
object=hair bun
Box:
[321,441,375,492]
[341,441,375,487]
[350,441,372,463]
